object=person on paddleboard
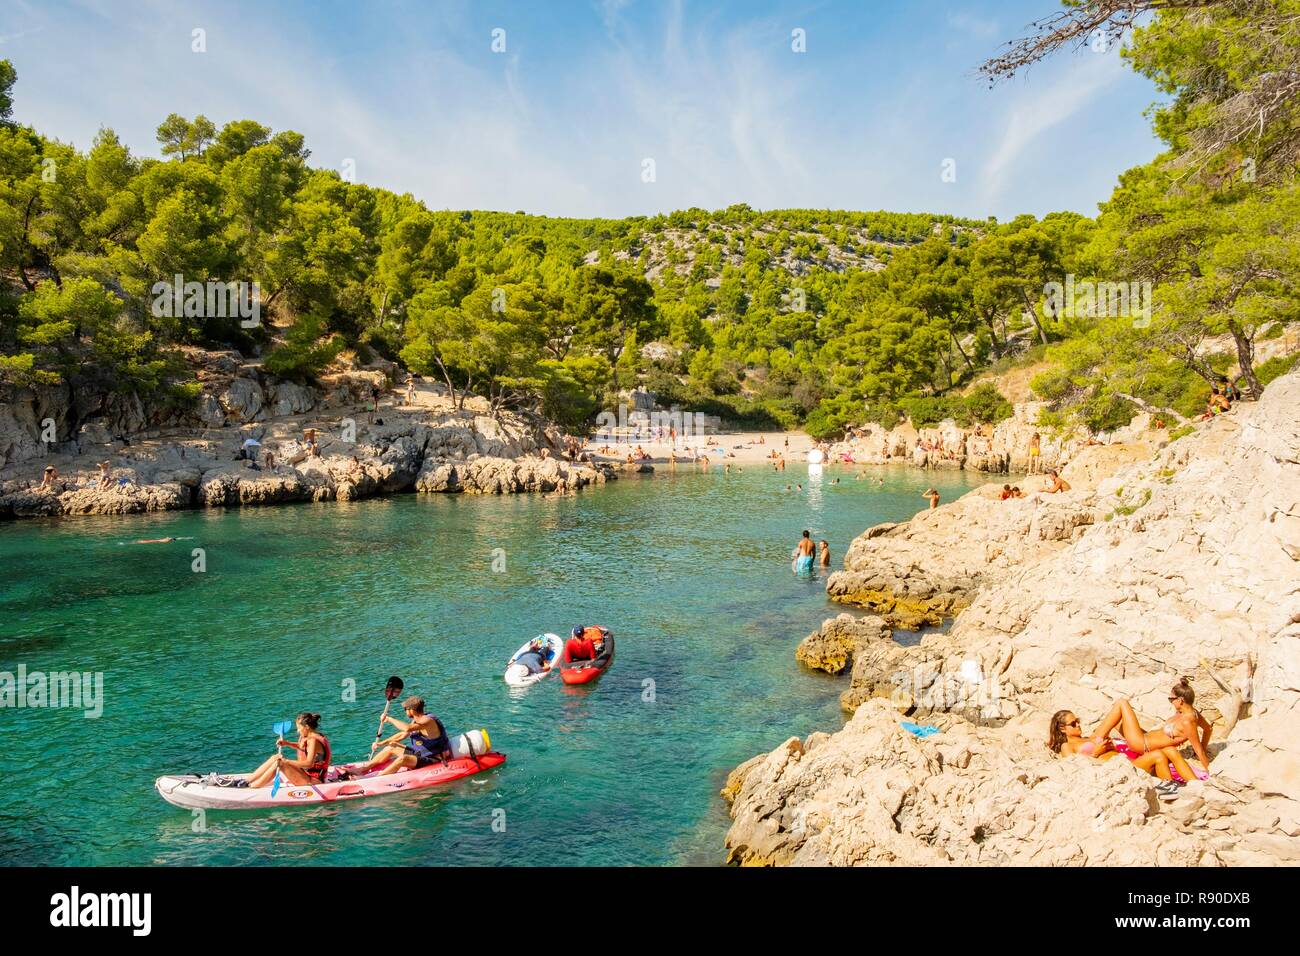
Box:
[515,637,553,675]
[241,712,331,789]
[351,696,451,777]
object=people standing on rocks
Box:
[922,487,940,509]
[406,376,416,406]
[40,465,61,490]
[263,448,275,470]
[97,461,112,489]
[1043,470,1070,494]
[1028,432,1042,474]
[304,428,320,457]
[793,530,815,575]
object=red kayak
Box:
[561,627,615,685]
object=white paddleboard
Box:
[504,633,564,686]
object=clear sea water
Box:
[0,462,982,866]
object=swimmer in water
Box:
[134,537,177,544]
[793,530,816,574]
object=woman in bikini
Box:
[243,712,331,789]
[1046,710,1175,780]
[1084,679,1212,778]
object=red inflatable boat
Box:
[560,627,615,685]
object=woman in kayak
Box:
[244,712,331,788]
[352,696,451,777]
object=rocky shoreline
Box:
[723,370,1300,866]
[0,353,617,521]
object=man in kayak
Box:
[565,625,595,662]
[565,625,607,661]
[351,696,451,777]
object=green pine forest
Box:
[1,1,1297,440]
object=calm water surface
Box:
[0,463,982,866]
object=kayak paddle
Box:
[270,718,295,798]
[371,676,404,753]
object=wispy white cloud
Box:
[2,0,1160,220]
[946,10,999,40]
[980,51,1128,206]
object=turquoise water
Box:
[0,463,982,866]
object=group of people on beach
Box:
[1050,678,1213,790]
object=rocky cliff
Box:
[0,352,613,520]
[724,369,1300,866]
[829,397,1166,476]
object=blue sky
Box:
[1,0,1164,220]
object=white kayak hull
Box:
[155,732,503,811]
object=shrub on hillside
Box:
[262,314,345,383]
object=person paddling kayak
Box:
[240,712,330,789]
[350,696,450,777]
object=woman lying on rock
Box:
[1048,710,1178,780]
[1049,679,1211,782]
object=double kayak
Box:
[155,729,504,811]
[504,633,564,686]
[561,627,615,685]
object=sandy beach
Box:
[586,428,818,467]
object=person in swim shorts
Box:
[793,530,815,574]
[353,696,451,776]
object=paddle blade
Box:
[270,771,282,798]
[272,719,295,737]
[383,676,404,701]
